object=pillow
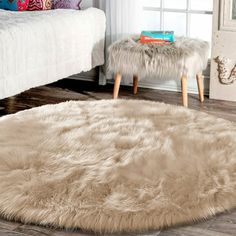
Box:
[0,0,29,11]
[27,0,52,10]
[53,0,82,10]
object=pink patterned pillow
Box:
[27,0,52,10]
[53,0,82,10]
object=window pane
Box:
[189,14,212,42]
[142,0,160,8]
[164,0,187,9]
[141,10,161,30]
[163,12,186,36]
[190,0,213,11]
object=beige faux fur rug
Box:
[0,100,235,233]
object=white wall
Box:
[138,65,210,95]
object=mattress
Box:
[0,8,106,99]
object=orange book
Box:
[140,35,170,43]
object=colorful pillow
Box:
[53,0,82,10]
[0,0,29,11]
[27,0,52,10]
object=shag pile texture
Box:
[109,37,209,79]
[0,100,235,233]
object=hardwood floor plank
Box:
[207,221,236,236]
[0,230,29,236]
[0,220,21,231]
[13,225,53,236]
[158,226,232,236]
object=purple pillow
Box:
[53,0,82,9]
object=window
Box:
[141,0,213,43]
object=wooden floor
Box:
[0,79,235,236]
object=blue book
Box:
[141,31,175,42]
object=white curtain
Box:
[233,0,236,19]
[96,0,142,84]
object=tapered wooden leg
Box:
[181,76,188,107]
[113,73,122,99]
[196,73,204,103]
[133,75,138,95]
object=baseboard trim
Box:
[69,68,99,82]
[69,76,95,82]
[70,71,210,96]
[107,77,210,96]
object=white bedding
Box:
[0,8,106,99]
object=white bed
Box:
[0,8,106,99]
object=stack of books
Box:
[140,31,175,44]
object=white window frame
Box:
[143,0,213,37]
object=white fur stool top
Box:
[109,37,209,78]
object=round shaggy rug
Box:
[0,100,235,233]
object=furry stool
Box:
[109,37,209,107]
